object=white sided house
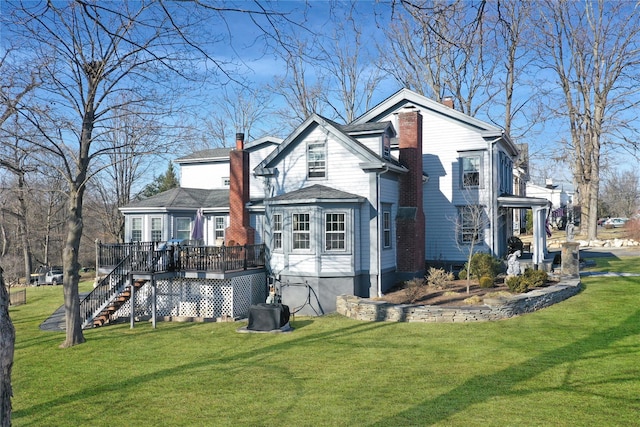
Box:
[118,88,550,317]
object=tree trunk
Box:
[0,268,15,427]
[60,187,86,348]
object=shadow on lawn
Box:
[368,307,640,426]
[12,319,393,423]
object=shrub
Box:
[458,269,468,280]
[426,267,454,288]
[506,276,528,293]
[469,252,502,281]
[479,275,494,289]
[522,269,548,288]
[404,278,425,303]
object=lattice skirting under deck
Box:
[114,273,266,321]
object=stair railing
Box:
[80,254,131,329]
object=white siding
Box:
[270,127,372,199]
[180,162,229,189]
[321,255,354,274]
[381,107,494,262]
[287,254,316,273]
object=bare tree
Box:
[271,39,329,126]
[0,267,15,427]
[0,48,40,285]
[453,199,490,294]
[3,1,306,347]
[533,0,640,240]
[316,9,385,123]
[0,134,36,286]
[381,0,497,116]
[89,105,164,242]
[194,82,276,150]
[599,170,640,219]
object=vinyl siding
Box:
[180,162,229,190]
[381,108,493,262]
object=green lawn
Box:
[9,260,640,427]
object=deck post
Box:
[129,273,135,329]
[151,275,157,329]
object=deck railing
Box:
[98,242,266,274]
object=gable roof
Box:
[267,184,365,205]
[175,148,232,164]
[120,187,229,212]
[255,114,407,176]
[351,88,518,155]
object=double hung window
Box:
[131,217,142,242]
[292,213,310,249]
[175,218,191,241]
[273,214,282,250]
[307,142,326,178]
[461,155,482,188]
[325,213,345,251]
[151,217,162,241]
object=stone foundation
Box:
[336,278,581,323]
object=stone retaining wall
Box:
[336,278,581,323]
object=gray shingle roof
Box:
[175,148,232,163]
[268,184,363,203]
[124,188,229,209]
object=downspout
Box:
[377,164,390,298]
[486,136,501,257]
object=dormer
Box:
[341,121,396,160]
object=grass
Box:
[8,262,640,427]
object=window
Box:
[131,217,142,242]
[383,210,392,248]
[459,206,484,244]
[325,213,345,251]
[307,142,326,178]
[222,177,230,187]
[175,218,191,241]
[292,213,310,249]
[151,217,162,241]
[499,151,513,194]
[215,217,225,240]
[273,214,282,250]
[461,154,482,188]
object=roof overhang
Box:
[497,195,551,209]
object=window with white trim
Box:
[307,142,326,178]
[461,154,482,188]
[458,205,484,244]
[273,214,282,250]
[222,177,230,187]
[292,213,310,249]
[383,210,392,248]
[151,217,162,241]
[215,217,225,240]
[325,213,345,251]
[131,217,142,242]
[175,217,191,241]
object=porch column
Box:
[531,205,548,268]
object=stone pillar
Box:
[560,242,580,278]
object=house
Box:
[526,179,576,228]
[115,88,551,318]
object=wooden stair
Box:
[92,280,147,327]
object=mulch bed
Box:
[379,277,558,306]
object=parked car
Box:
[30,265,64,286]
[604,217,628,229]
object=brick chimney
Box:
[225,132,255,245]
[396,107,425,277]
[442,97,454,109]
